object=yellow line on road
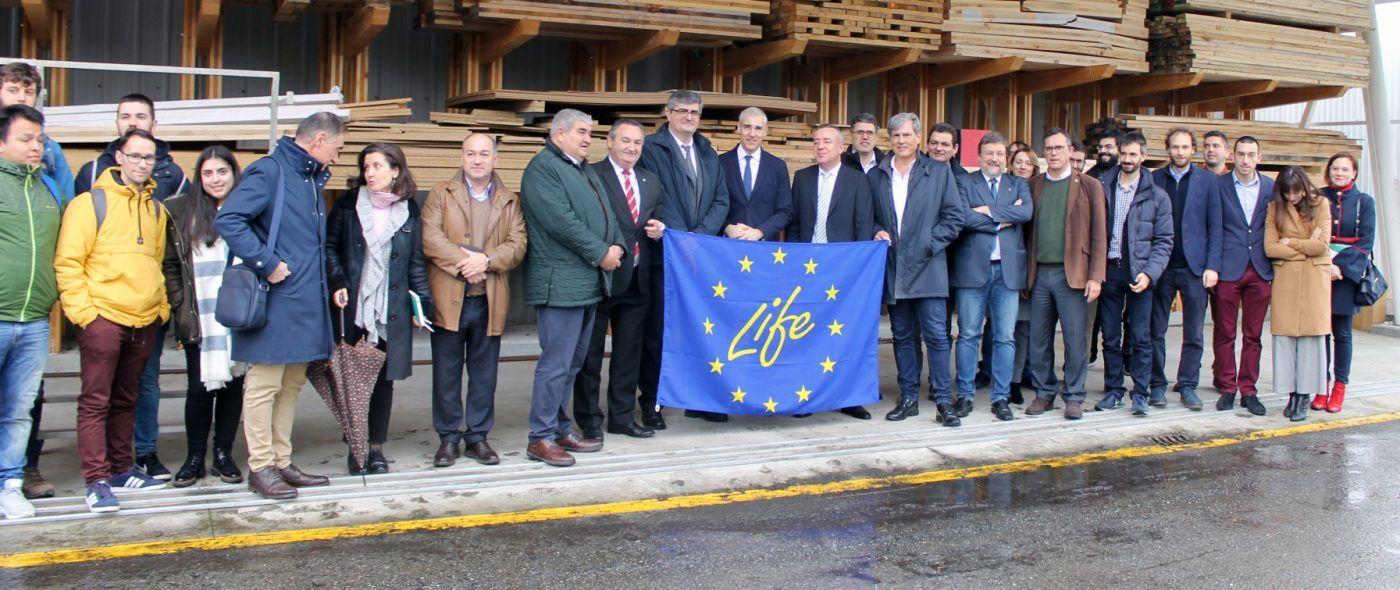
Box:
[5,411,1398,569]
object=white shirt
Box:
[891,160,914,236]
[982,172,1003,261]
[813,165,839,244]
[740,146,762,194]
[1046,166,1073,182]
[609,156,636,202]
[670,131,697,174]
[1234,171,1261,225]
[467,181,493,203]
[860,152,878,173]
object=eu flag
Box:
[658,231,888,415]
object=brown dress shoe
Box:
[1025,397,1051,415]
[22,468,55,499]
[278,464,330,487]
[526,440,576,467]
[555,433,603,453]
[249,467,297,499]
[433,440,460,468]
[1064,400,1084,420]
[463,441,501,465]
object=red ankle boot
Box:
[1326,382,1346,413]
[1311,389,1330,411]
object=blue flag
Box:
[659,231,887,415]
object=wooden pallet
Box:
[1149,0,1372,33]
[420,0,766,42]
[937,0,1150,72]
[1148,14,1370,87]
[764,0,945,51]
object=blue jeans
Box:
[0,320,49,480]
[955,265,1020,402]
[888,297,951,404]
[134,323,167,455]
[1151,265,1208,391]
[1099,262,1153,397]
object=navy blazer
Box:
[1323,185,1377,314]
[591,159,663,296]
[719,147,792,240]
[786,163,874,244]
[870,157,966,302]
[1211,171,1276,282]
[949,172,1033,290]
[636,124,729,236]
[1152,165,1218,276]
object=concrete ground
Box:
[5,315,1400,555]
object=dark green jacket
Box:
[0,159,62,323]
[520,138,623,307]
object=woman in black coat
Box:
[1315,151,1375,414]
[326,142,434,474]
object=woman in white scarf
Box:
[328,142,435,475]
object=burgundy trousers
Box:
[76,316,160,483]
[1211,265,1272,396]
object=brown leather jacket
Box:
[420,172,527,336]
[1026,168,1107,290]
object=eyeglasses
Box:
[853,130,877,137]
[118,151,157,165]
[1043,145,1070,153]
[669,108,702,118]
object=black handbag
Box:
[1355,260,1388,307]
[215,162,287,330]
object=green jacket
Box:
[0,159,62,323]
[520,138,623,307]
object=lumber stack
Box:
[419,0,767,43]
[1118,114,1361,177]
[1150,0,1373,33]
[446,90,818,118]
[1147,14,1369,87]
[938,0,1150,71]
[763,0,944,51]
[341,97,414,122]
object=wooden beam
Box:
[1239,85,1349,111]
[826,48,921,85]
[20,0,52,45]
[195,0,222,52]
[342,0,390,56]
[1015,64,1116,95]
[925,57,1024,90]
[478,19,540,64]
[273,0,310,22]
[1174,79,1279,106]
[602,30,679,71]
[1099,72,1203,101]
[719,38,807,78]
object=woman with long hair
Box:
[1314,152,1375,413]
[166,146,247,487]
[1263,166,1332,422]
[1010,147,1040,179]
[326,141,434,474]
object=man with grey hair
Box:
[870,113,966,425]
[842,113,883,173]
[520,108,625,467]
[637,89,731,424]
[215,111,345,499]
[720,106,791,241]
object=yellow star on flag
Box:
[804,258,818,275]
[826,285,839,300]
[703,318,715,335]
[731,386,747,403]
[712,281,728,298]
[709,358,724,374]
[763,397,778,413]
[795,386,812,402]
[772,247,787,264]
[820,357,837,373]
[738,255,754,272]
[827,320,844,336]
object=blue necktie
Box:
[742,155,754,199]
[988,176,998,197]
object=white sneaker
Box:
[0,478,36,519]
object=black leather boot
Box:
[210,447,243,484]
[172,449,205,488]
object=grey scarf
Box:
[354,187,409,345]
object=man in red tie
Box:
[572,119,666,441]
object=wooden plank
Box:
[273,0,310,22]
[478,19,540,64]
[602,30,679,72]
[1015,64,1116,94]
[826,48,922,85]
[1173,79,1278,105]
[1099,72,1202,100]
[1194,85,1350,112]
[720,38,807,78]
[20,0,52,45]
[342,0,390,56]
[195,0,222,52]
[926,57,1025,89]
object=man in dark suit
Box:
[785,124,876,420]
[928,122,970,178]
[1209,136,1274,416]
[636,90,731,425]
[1149,127,1217,411]
[720,107,791,241]
[842,113,883,174]
[573,119,666,441]
[949,131,1032,423]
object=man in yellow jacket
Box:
[54,128,170,513]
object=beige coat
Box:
[420,172,527,336]
[1264,199,1333,337]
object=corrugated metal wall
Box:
[367,4,452,120]
[68,0,184,103]
[220,3,324,98]
[0,8,21,58]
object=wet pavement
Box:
[8,419,1400,589]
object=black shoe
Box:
[1009,382,1024,405]
[366,447,390,474]
[954,396,974,418]
[793,413,813,418]
[581,426,605,440]
[991,400,1014,421]
[606,423,656,438]
[210,447,243,484]
[1288,393,1308,422]
[135,453,172,481]
[936,403,961,427]
[839,406,872,420]
[433,440,460,468]
[684,410,729,423]
[1241,394,1267,416]
[347,451,367,475]
[885,398,918,421]
[1216,392,1236,411]
[975,372,992,390]
[171,451,205,488]
[641,409,667,430]
[1283,393,1302,421]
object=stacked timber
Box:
[763,0,944,51]
[1118,114,1361,176]
[1150,0,1372,33]
[1147,14,1369,87]
[938,0,1150,72]
[341,97,414,121]
[419,0,766,43]
[446,90,817,118]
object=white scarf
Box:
[192,238,247,389]
[354,187,408,345]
